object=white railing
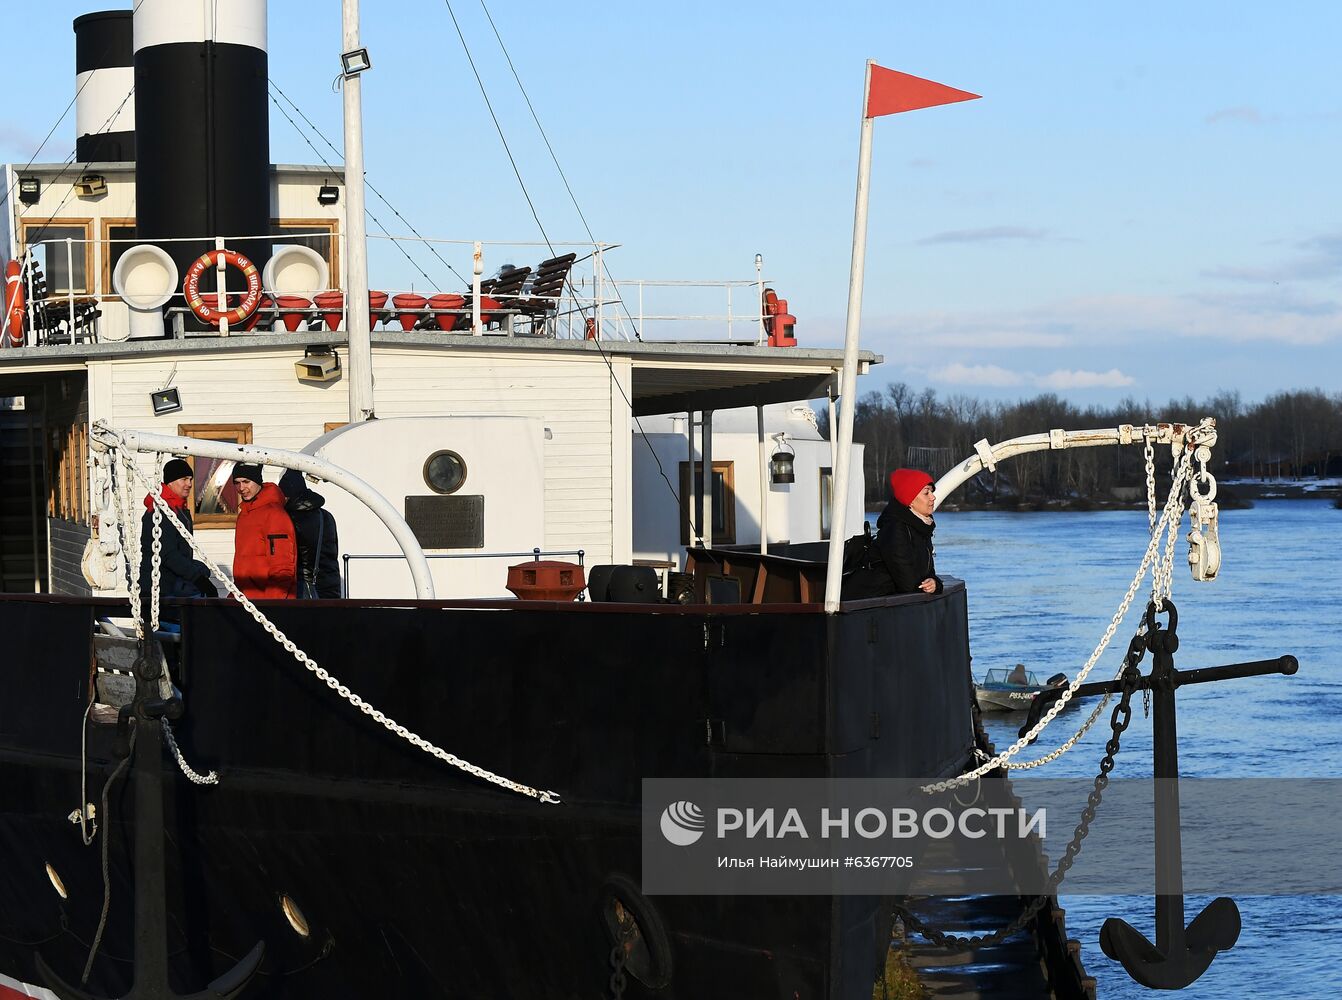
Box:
[6,229,785,348]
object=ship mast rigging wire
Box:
[268,75,698,546]
[438,0,716,545]
[19,86,138,254]
[0,0,150,217]
[265,82,468,288]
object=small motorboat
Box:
[975,664,1069,712]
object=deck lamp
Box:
[317,184,340,206]
[75,174,107,198]
[770,436,796,484]
[295,346,341,383]
[150,387,182,416]
[341,48,372,77]
[18,177,39,205]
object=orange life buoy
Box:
[4,260,25,347]
[183,249,262,327]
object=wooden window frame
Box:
[178,423,253,528]
[272,218,340,287]
[46,422,89,524]
[678,460,735,546]
[323,421,348,434]
[21,218,94,295]
[99,217,138,302]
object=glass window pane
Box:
[820,468,833,539]
[272,224,334,272]
[26,226,87,293]
[193,456,240,516]
[712,471,727,532]
[106,226,135,293]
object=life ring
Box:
[183,249,262,327]
[4,260,25,346]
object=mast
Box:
[822,63,876,614]
[342,0,374,421]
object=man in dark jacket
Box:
[841,468,943,599]
[138,458,215,625]
[279,468,342,598]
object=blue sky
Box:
[9,2,1342,407]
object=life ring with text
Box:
[183,250,262,327]
[4,260,25,346]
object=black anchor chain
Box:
[608,940,629,1000]
[895,628,1149,949]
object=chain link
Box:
[923,437,1194,792]
[123,451,560,805]
[162,718,219,785]
[608,943,628,1000]
[899,660,1144,948]
[120,450,146,641]
[1144,429,1157,533]
[925,419,1213,791]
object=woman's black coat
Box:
[280,470,342,598]
[841,500,943,598]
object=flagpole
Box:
[823,60,876,614]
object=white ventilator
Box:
[264,244,329,297]
[112,244,180,340]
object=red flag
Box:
[865,64,980,119]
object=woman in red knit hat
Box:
[843,468,942,597]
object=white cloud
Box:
[926,363,1024,386]
[1205,106,1271,125]
[926,363,1135,390]
[1035,368,1135,389]
[918,225,1050,245]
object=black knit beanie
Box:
[232,463,264,485]
[162,458,193,483]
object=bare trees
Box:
[830,385,1342,503]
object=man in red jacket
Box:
[231,464,297,599]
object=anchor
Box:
[1021,601,1299,990]
[37,638,265,1000]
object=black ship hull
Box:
[0,587,973,998]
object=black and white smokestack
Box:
[133,0,271,291]
[73,11,136,162]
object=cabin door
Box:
[0,372,89,594]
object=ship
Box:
[0,3,1290,999]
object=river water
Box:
[878,499,1342,998]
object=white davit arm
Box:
[91,423,436,599]
[932,421,1213,511]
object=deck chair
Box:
[517,253,577,336]
[460,265,531,332]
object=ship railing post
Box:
[594,242,604,340]
[757,404,769,554]
[755,253,765,346]
[702,410,714,549]
[472,241,483,335]
[215,236,229,337]
[65,237,75,342]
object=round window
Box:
[423,450,467,494]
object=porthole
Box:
[423,450,467,495]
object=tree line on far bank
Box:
[822,385,1342,504]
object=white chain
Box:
[120,450,146,641]
[924,422,1210,793]
[120,452,560,805]
[1144,430,1158,533]
[150,479,163,633]
[162,719,219,785]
